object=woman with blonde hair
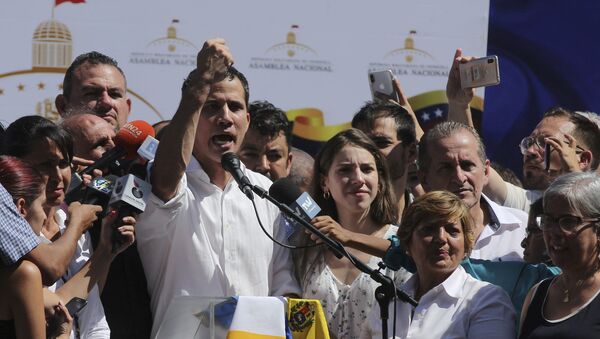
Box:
[362,191,516,338]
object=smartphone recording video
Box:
[459,55,500,89]
[368,70,399,102]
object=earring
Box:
[323,189,330,199]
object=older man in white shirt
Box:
[417,121,527,261]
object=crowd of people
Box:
[1,37,600,339]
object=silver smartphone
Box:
[459,55,500,89]
[368,70,399,102]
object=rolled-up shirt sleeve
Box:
[0,184,39,265]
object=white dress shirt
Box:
[470,195,527,262]
[136,157,301,337]
[42,208,110,339]
[361,266,516,339]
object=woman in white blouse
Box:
[295,129,411,339]
[361,191,516,339]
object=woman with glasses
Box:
[520,171,600,339]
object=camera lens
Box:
[487,58,494,64]
[369,74,374,82]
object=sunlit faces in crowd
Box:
[418,125,489,210]
[193,75,249,167]
[57,62,131,129]
[541,194,600,271]
[398,191,474,284]
[20,138,72,208]
[351,102,417,182]
[358,116,411,180]
[520,116,575,190]
[521,199,550,264]
[62,114,116,161]
[321,145,379,214]
[239,100,293,180]
[239,129,291,180]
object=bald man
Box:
[62,113,116,162]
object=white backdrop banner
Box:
[0,0,489,143]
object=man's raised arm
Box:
[151,38,234,201]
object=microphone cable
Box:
[249,197,358,266]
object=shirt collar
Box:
[481,194,524,226]
[187,155,251,189]
[404,265,467,301]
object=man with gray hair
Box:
[418,121,527,261]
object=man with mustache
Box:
[135,39,300,337]
[56,51,131,130]
[418,121,527,261]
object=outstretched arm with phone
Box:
[446,48,510,204]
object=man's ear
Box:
[407,142,417,163]
[126,97,132,116]
[55,94,67,116]
[417,169,429,191]
[286,151,293,176]
[579,150,593,170]
[16,198,27,219]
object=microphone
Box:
[79,120,155,177]
[221,152,253,199]
[269,177,321,224]
[81,175,117,210]
[108,167,151,252]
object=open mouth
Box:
[212,134,235,146]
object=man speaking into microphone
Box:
[135,38,300,337]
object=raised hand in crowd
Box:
[152,38,236,201]
[446,48,476,126]
[45,300,73,339]
[544,133,591,174]
[391,78,424,140]
[56,210,136,304]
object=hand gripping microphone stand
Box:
[247,184,417,339]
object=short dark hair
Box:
[226,66,250,107]
[63,51,126,99]
[544,107,600,170]
[2,115,73,163]
[351,101,416,145]
[248,100,292,148]
[312,128,398,224]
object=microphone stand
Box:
[248,185,417,339]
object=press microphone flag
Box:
[269,177,320,223]
[79,120,155,176]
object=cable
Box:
[250,198,322,249]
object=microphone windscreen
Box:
[221,152,240,172]
[115,120,155,160]
[269,177,304,205]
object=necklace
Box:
[559,271,598,303]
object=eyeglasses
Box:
[538,214,600,234]
[525,216,543,236]
[518,136,586,155]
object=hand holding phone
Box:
[65,297,87,317]
[369,70,400,102]
[459,55,500,89]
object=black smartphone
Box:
[65,297,87,317]
[544,143,551,171]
